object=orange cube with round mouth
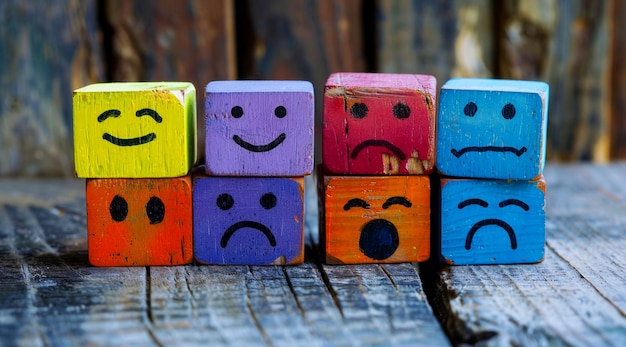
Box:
[319,173,430,264]
[86,177,193,266]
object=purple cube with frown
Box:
[205,80,314,176]
[193,175,304,265]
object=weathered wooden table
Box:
[1,163,625,346]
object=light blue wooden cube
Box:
[436,78,549,180]
[439,177,545,265]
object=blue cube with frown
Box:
[436,79,549,180]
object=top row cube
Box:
[73,74,548,180]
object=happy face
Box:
[436,78,549,180]
[439,178,546,265]
[204,81,314,176]
[322,73,437,175]
[73,82,197,178]
[193,176,304,265]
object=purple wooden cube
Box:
[205,80,314,176]
[193,175,304,265]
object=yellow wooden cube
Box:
[73,82,197,178]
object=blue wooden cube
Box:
[436,78,549,180]
[439,177,545,265]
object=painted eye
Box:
[392,102,411,119]
[464,102,477,117]
[260,193,277,210]
[216,193,234,210]
[350,103,368,119]
[231,106,244,118]
[146,197,165,224]
[110,195,128,222]
[274,106,287,118]
[502,103,516,119]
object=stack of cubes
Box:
[319,73,437,264]
[436,79,549,265]
[73,82,197,266]
[194,81,314,265]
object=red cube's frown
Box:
[322,73,437,175]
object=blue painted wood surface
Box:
[439,177,546,265]
[436,78,549,180]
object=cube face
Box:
[74,82,197,178]
[322,73,437,175]
[193,176,304,265]
[322,175,430,264]
[440,178,546,265]
[205,81,314,176]
[86,177,193,266]
[436,78,549,180]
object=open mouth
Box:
[102,133,156,146]
[220,220,277,248]
[465,218,518,250]
[451,146,527,158]
[350,140,406,160]
[233,133,286,152]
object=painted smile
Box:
[102,133,157,146]
[465,218,518,250]
[451,146,527,158]
[220,220,277,248]
[233,133,286,152]
[350,140,406,160]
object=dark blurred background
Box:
[0,0,623,177]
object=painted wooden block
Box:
[193,175,304,265]
[439,177,546,265]
[322,72,437,175]
[436,78,549,180]
[319,172,430,264]
[86,176,193,266]
[73,82,196,178]
[205,81,314,176]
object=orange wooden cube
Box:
[319,173,430,264]
[86,177,193,266]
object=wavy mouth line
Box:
[350,140,406,160]
[220,220,277,248]
[451,146,527,158]
[233,133,286,152]
[102,133,156,146]
[465,218,518,250]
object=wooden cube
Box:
[205,81,314,176]
[322,73,437,175]
[319,173,430,264]
[73,82,197,178]
[193,175,304,265]
[436,78,549,180]
[439,177,546,265]
[86,177,193,266]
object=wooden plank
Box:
[0,0,101,177]
[423,163,626,345]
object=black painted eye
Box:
[146,197,165,224]
[464,102,478,117]
[260,193,277,210]
[350,103,368,119]
[502,103,516,119]
[216,193,234,210]
[392,102,411,119]
[231,106,244,118]
[274,106,287,118]
[110,195,128,222]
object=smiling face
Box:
[436,78,549,180]
[322,73,437,175]
[73,82,197,178]
[193,176,304,265]
[204,81,314,176]
[439,178,546,265]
